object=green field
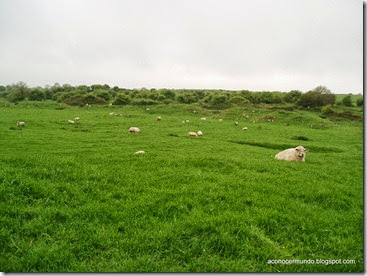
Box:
[0,101,363,272]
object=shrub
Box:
[113,94,130,105]
[7,82,30,102]
[341,94,353,107]
[131,99,158,105]
[228,96,250,105]
[356,98,363,107]
[29,89,46,101]
[284,90,302,103]
[298,86,335,107]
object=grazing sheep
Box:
[185,120,190,123]
[109,112,115,116]
[135,150,145,155]
[74,117,80,121]
[129,127,141,133]
[234,121,238,126]
[197,130,203,136]
[109,103,112,106]
[182,120,186,124]
[146,107,150,111]
[193,110,197,114]
[157,116,161,121]
[17,121,25,127]
[68,120,75,124]
[201,117,206,120]
[275,146,308,162]
[219,119,223,122]
[242,127,248,131]
[188,131,198,136]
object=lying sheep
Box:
[188,131,198,136]
[201,117,206,121]
[17,121,25,127]
[275,146,308,162]
[129,127,141,133]
[135,150,145,155]
[197,130,203,136]
[242,127,248,131]
[109,112,115,116]
[68,120,75,124]
[74,117,80,121]
[219,119,223,122]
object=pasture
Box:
[0,101,363,272]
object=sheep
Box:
[234,121,238,126]
[275,146,308,162]
[129,127,141,133]
[186,119,190,123]
[188,131,198,136]
[157,116,161,121]
[17,121,25,127]
[219,119,223,122]
[146,107,150,111]
[135,150,145,155]
[74,117,80,121]
[109,112,115,116]
[197,130,203,136]
[242,127,248,131]
[201,117,206,121]
[193,110,197,114]
[68,120,75,124]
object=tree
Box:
[284,90,302,103]
[29,88,46,101]
[341,94,353,107]
[7,82,30,102]
[298,86,335,107]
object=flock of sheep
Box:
[15,110,308,162]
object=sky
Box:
[0,0,363,93]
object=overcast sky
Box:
[0,0,363,93]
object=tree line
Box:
[0,82,362,108]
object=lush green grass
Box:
[0,101,363,272]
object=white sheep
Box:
[275,146,308,162]
[68,120,75,124]
[109,112,115,116]
[242,127,248,131]
[197,130,203,136]
[157,116,161,121]
[74,117,80,121]
[146,107,150,111]
[185,119,190,123]
[188,131,198,136]
[234,121,238,126]
[219,119,223,122]
[201,117,206,121]
[17,121,25,127]
[129,127,141,133]
[135,150,145,155]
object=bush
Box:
[7,82,30,102]
[131,98,158,105]
[284,90,302,103]
[29,89,46,101]
[356,97,363,107]
[341,94,353,107]
[298,86,335,107]
[113,94,130,105]
[228,95,250,105]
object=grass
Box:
[0,101,363,272]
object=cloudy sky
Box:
[0,0,363,93]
